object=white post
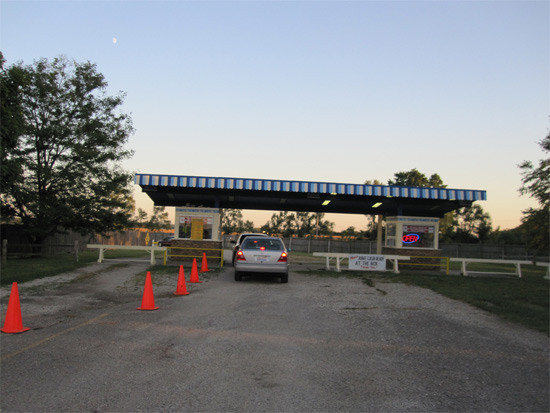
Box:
[461,260,468,276]
[98,247,105,263]
[516,263,522,278]
[393,258,400,274]
[376,215,383,255]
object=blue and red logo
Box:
[402,234,420,244]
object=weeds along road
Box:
[1,262,548,412]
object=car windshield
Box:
[241,238,283,251]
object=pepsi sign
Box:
[402,234,420,244]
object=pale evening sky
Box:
[1,0,548,231]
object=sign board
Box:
[190,219,204,240]
[403,225,434,233]
[349,254,386,271]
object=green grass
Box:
[385,268,548,334]
[0,249,166,286]
[298,265,549,335]
[1,249,222,287]
[1,251,98,285]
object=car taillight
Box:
[236,250,246,261]
[278,252,288,262]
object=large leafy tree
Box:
[221,209,254,234]
[0,55,135,243]
[449,204,493,243]
[132,206,172,231]
[261,211,334,237]
[261,211,294,237]
[388,168,445,188]
[518,133,549,256]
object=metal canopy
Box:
[135,174,486,218]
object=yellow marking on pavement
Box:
[0,312,110,362]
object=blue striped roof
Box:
[134,174,487,202]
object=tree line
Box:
[2,54,548,256]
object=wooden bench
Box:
[87,244,167,265]
[312,252,410,274]
[450,258,549,278]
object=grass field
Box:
[2,250,548,335]
[0,249,167,286]
[294,252,549,335]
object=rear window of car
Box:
[241,238,283,251]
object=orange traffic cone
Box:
[189,258,202,283]
[1,282,30,334]
[137,272,159,310]
[174,265,190,296]
[200,253,210,272]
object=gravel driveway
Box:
[1,262,548,412]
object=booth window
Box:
[385,223,396,247]
[402,225,435,249]
[178,216,213,240]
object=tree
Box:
[341,226,358,239]
[0,55,135,243]
[315,213,335,236]
[261,211,294,237]
[388,168,446,188]
[221,209,254,234]
[518,133,550,256]
[449,205,493,243]
[147,206,172,231]
[261,211,334,237]
[134,208,149,228]
[0,52,26,194]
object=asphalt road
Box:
[1,262,548,412]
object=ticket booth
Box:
[170,207,223,263]
[384,216,441,269]
[385,216,439,250]
[175,207,221,241]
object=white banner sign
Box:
[348,254,386,271]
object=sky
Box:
[1,0,548,232]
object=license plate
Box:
[255,255,269,263]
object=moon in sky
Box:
[112,37,117,44]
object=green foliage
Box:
[298,264,549,334]
[446,204,494,243]
[388,168,446,188]
[261,211,334,237]
[221,209,255,234]
[0,55,135,243]
[518,134,550,256]
[384,270,549,334]
[131,206,172,231]
[0,252,99,285]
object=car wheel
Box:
[281,273,288,283]
[235,271,242,281]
